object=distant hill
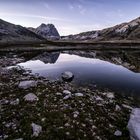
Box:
[1,17,140,43]
[0,19,44,42]
[61,17,140,41]
[28,23,60,40]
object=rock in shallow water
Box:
[62,71,74,81]
[127,108,140,140]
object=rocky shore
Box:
[0,51,140,140]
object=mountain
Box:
[0,19,44,42]
[28,23,60,40]
[61,17,140,41]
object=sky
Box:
[0,0,140,35]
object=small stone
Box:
[92,125,96,129]
[64,123,70,127]
[66,132,70,135]
[73,111,79,118]
[114,130,122,136]
[75,93,84,97]
[106,92,114,99]
[14,138,23,140]
[56,92,62,96]
[95,96,103,101]
[24,93,38,102]
[10,98,20,105]
[63,90,71,95]
[41,118,46,122]
[63,95,71,100]
[122,104,133,110]
[31,123,42,137]
[115,105,121,111]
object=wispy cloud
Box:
[77,4,86,15]
[0,13,72,22]
[68,4,74,10]
[44,2,51,10]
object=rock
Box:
[56,92,62,96]
[115,105,121,111]
[62,71,74,81]
[73,111,79,118]
[122,104,133,110]
[19,80,37,89]
[114,130,122,136]
[127,108,140,140]
[64,123,70,127]
[33,23,60,39]
[106,92,114,99]
[63,90,71,95]
[75,93,84,97]
[63,95,71,100]
[14,138,23,140]
[10,98,20,105]
[31,123,42,137]
[95,96,103,101]
[63,90,72,100]
[24,93,38,102]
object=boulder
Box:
[19,80,37,89]
[127,108,140,140]
[62,71,74,81]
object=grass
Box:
[0,67,139,140]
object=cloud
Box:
[0,13,72,22]
[44,2,51,10]
[77,4,86,15]
[68,4,74,10]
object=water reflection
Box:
[32,52,60,64]
[18,53,140,97]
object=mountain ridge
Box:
[0,17,140,43]
[0,19,44,42]
[61,17,140,41]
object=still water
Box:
[19,53,140,97]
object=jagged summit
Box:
[29,23,60,40]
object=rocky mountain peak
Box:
[35,23,60,39]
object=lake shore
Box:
[0,52,140,139]
[0,65,138,140]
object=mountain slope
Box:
[28,23,60,40]
[0,19,44,42]
[61,17,140,41]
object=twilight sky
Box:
[0,0,140,35]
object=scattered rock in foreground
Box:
[24,93,39,102]
[31,123,42,137]
[19,80,37,89]
[127,108,140,140]
[75,92,84,97]
[114,130,122,136]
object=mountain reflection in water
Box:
[18,52,140,97]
